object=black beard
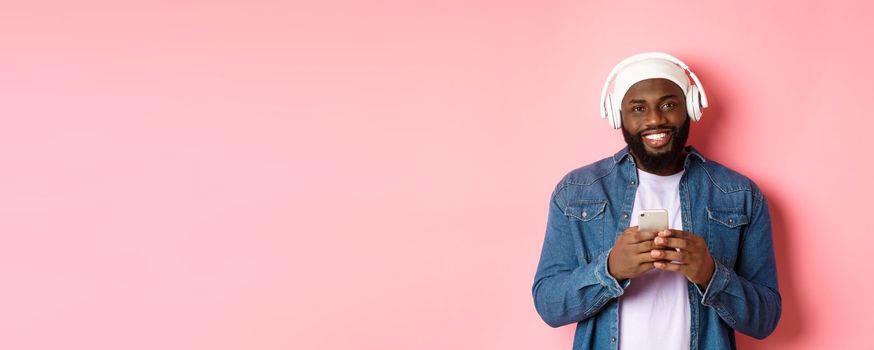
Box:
[622,118,690,173]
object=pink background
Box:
[1,1,872,349]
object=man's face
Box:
[620,78,690,173]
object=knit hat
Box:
[613,58,691,103]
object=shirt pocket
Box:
[564,200,608,263]
[706,207,749,268]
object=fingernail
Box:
[651,250,660,257]
[656,237,664,244]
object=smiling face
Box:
[620,78,690,175]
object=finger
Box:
[618,226,638,241]
[631,229,657,243]
[654,261,683,272]
[658,229,688,239]
[638,262,655,273]
[631,240,655,253]
[635,251,662,264]
[652,248,685,262]
[653,236,688,249]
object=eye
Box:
[661,102,677,111]
[631,105,645,113]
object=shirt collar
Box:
[612,145,706,164]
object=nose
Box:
[644,108,667,127]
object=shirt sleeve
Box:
[694,190,782,339]
[532,187,627,328]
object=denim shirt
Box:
[532,146,781,350]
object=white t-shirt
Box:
[618,169,690,350]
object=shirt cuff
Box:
[697,259,732,306]
[594,248,628,297]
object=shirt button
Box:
[611,337,616,342]
[728,218,734,224]
[630,181,635,185]
[623,213,628,219]
[581,211,588,218]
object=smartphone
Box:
[639,209,668,233]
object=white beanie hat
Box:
[612,58,691,103]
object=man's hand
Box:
[650,229,715,286]
[607,226,659,282]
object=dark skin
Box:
[607,78,715,286]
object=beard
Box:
[622,117,690,173]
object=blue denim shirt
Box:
[532,146,780,350]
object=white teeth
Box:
[645,133,667,141]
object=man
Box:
[531,52,781,350]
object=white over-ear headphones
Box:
[599,52,709,129]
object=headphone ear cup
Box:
[686,85,702,121]
[608,94,622,129]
